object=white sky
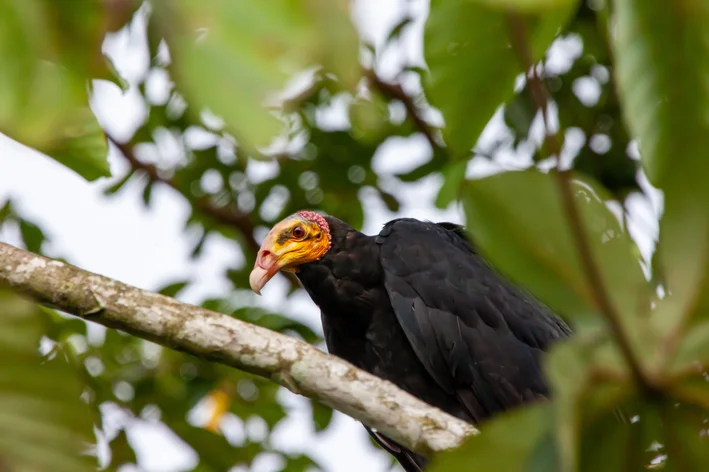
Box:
[0,1,662,471]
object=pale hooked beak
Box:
[249,231,282,295]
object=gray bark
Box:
[0,242,477,457]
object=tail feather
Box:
[366,427,428,472]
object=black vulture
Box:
[249,211,572,471]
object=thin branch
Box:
[106,134,299,286]
[507,15,650,388]
[364,69,442,151]
[0,242,477,456]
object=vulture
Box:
[249,211,572,471]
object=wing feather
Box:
[377,218,571,420]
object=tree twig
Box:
[364,69,442,151]
[0,242,477,456]
[106,134,300,286]
[507,15,650,388]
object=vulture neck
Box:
[295,217,382,323]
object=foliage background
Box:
[2,0,706,471]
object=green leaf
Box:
[18,219,46,253]
[142,180,154,206]
[158,280,190,298]
[43,107,110,181]
[504,89,536,144]
[469,0,578,12]
[435,160,467,209]
[379,190,401,213]
[578,397,661,472]
[461,170,650,327]
[349,96,392,144]
[612,0,709,332]
[103,170,135,196]
[311,400,334,433]
[108,430,137,468]
[395,149,448,182]
[0,290,97,472]
[612,0,709,188]
[661,402,709,471]
[424,0,577,157]
[578,398,709,471]
[669,320,709,373]
[234,308,320,344]
[0,1,111,181]
[168,420,253,470]
[163,0,360,151]
[428,403,554,472]
[385,16,414,44]
[0,199,12,224]
[282,453,320,472]
[545,338,634,472]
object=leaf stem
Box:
[507,14,651,389]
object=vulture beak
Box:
[249,233,282,295]
[249,220,295,295]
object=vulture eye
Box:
[292,225,305,239]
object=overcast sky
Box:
[0,1,662,471]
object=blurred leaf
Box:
[435,160,467,209]
[385,16,414,44]
[39,0,124,75]
[424,0,577,157]
[43,308,88,341]
[379,190,401,213]
[169,420,252,470]
[612,0,709,334]
[471,0,578,12]
[0,2,110,181]
[504,90,536,144]
[0,290,96,472]
[428,403,554,472]
[612,0,709,188]
[311,400,334,433]
[578,397,709,471]
[18,219,46,254]
[103,171,135,196]
[661,402,709,471]
[163,0,360,151]
[283,453,320,472]
[578,397,660,472]
[461,170,651,333]
[396,149,448,182]
[668,321,709,406]
[349,96,391,143]
[142,180,154,206]
[545,337,634,471]
[158,280,190,298]
[235,308,320,344]
[46,108,110,181]
[108,430,137,468]
[0,201,12,228]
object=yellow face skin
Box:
[249,213,331,294]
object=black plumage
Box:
[294,216,572,471]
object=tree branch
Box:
[364,69,442,151]
[107,135,260,251]
[507,15,650,388]
[107,134,300,286]
[0,242,477,456]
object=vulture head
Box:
[249,211,331,294]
